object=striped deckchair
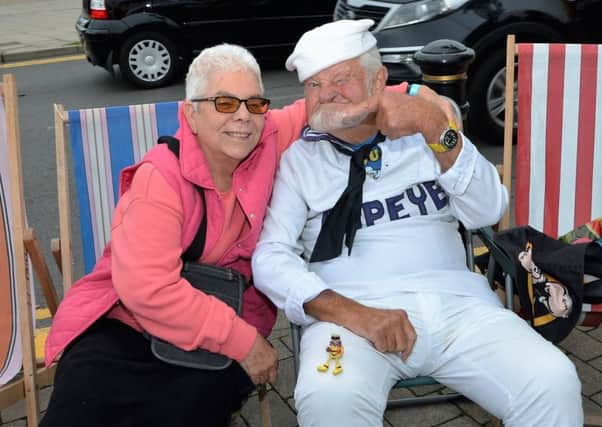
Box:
[501,36,602,331]
[53,101,180,292]
[1,74,57,425]
[499,37,602,426]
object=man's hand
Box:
[375,90,450,141]
[304,290,417,361]
[240,334,278,385]
[350,305,417,361]
[415,84,463,131]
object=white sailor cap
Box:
[285,19,377,82]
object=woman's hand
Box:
[240,334,279,385]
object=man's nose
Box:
[318,85,337,103]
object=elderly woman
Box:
[41,43,455,426]
[41,44,307,427]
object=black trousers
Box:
[41,318,254,427]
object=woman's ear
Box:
[183,101,198,135]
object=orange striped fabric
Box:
[0,90,20,386]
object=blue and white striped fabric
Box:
[68,101,180,273]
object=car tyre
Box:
[466,23,564,145]
[119,32,180,89]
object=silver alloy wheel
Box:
[486,66,518,129]
[127,38,172,83]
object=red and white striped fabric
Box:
[515,43,602,238]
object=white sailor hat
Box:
[285,19,377,82]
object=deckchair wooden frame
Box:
[500,34,517,231]
[0,74,57,425]
[52,103,73,294]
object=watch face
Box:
[442,129,458,149]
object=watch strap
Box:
[428,141,450,153]
[427,120,458,153]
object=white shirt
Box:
[252,132,508,325]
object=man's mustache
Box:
[310,103,375,132]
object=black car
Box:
[334,0,602,143]
[76,0,336,89]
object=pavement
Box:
[1,1,602,426]
[0,0,82,64]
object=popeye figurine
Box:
[317,334,344,375]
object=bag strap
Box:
[158,136,207,262]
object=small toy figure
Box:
[317,334,344,375]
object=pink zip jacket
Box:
[45,100,308,365]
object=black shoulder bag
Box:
[148,136,247,370]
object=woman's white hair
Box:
[185,43,264,100]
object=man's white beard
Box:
[309,103,370,133]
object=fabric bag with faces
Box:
[494,226,602,343]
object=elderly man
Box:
[252,19,582,427]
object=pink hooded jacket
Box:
[45,101,307,365]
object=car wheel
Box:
[119,32,180,89]
[466,22,564,145]
[466,46,514,145]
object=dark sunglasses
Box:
[191,96,271,114]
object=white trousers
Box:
[295,292,582,427]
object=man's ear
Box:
[374,65,388,93]
[183,101,198,134]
